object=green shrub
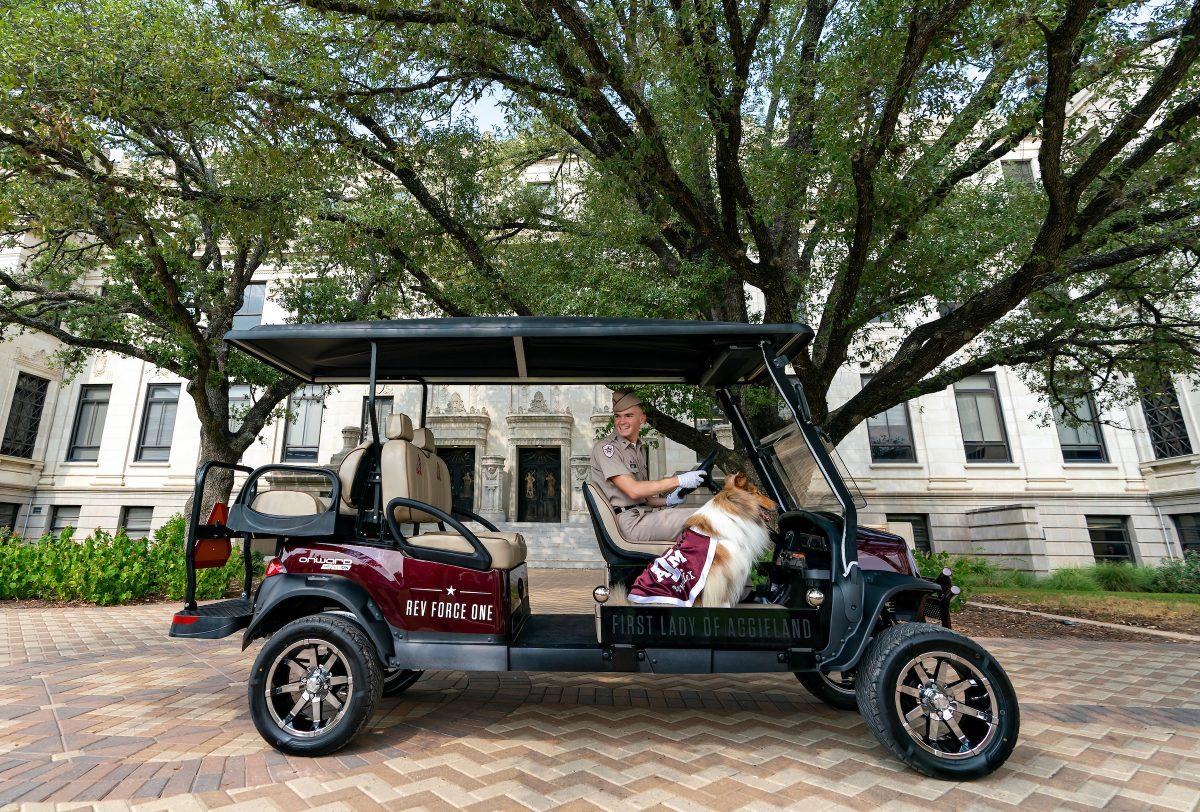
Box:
[1043,567,1099,591]
[1090,562,1156,592]
[0,515,256,605]
[1154,553,1200,594]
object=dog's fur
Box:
[613,473,777,607]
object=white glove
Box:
[666,487,687,506]
[676,469,708,490]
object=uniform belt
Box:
[613,503,648,515]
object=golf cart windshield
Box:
[759,423,867,514]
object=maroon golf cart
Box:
[168,318,1018,779]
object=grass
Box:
[973,588,1200,633]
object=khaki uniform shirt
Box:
[590,432,699,543]
[589,432,648,508]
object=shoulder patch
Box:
[602,443,615,458]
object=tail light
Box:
[264,557,286,578]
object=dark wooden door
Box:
[517,447,561,522]
[441,447,476,515]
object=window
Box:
[1001,159,1035,186]
[0,502,18,533]
[228,384,253,433]
[233,283,266,330]
[50,505,80,534]
[1172,515,1200,557]
[119,506,154,539]
[887,513,932,553]
[1054,394,1107,462]
[67,385,111,461]
[863,375,916,462]
[953,374,1011,462]
[135,384,180,462]
[1086,516,1134,563]
[360,395,394,437]
[1140,380,1193,459]
[283,385,324,462]
[1,372,50,459]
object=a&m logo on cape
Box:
[628,528,716,607]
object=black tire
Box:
[248,613,383,756]
[382,669,423,697]
[796,668,859,711]
[855,622,1019,780]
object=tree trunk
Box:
[185,426,246,520]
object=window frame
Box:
[228,384,254,433]
[119,506,154,538]
[0,502,19,533]
[886,513,932,553]
[1171,514,1200,557]
[862,374,917,463]
[1140,380,1194,460]
[50,505,81,534]
[232,282,266,331]
[135,383,181,462]
[0,372,51,459]
[282,384,324,462]
[1054,392,1108,463]
[360,395,394,437]
[953,373,1012,463]
[1085,515,1135,563]
[66,384,112,462]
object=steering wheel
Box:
[676,449,721,498]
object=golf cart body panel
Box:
[164,317,1005,777]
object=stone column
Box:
[569,454,591,521]
[479,454,507,523]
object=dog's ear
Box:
[730,472,749,490]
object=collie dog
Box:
[689,473,777,607]
[615,473,777,608]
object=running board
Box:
[169,598,253,639]
[387,641,812,673]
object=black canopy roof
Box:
[226,317,813,385]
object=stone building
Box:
[0,247,1197,571]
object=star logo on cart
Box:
[603,443,614,458]
[447,586,456,596]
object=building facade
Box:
[1,264,1198,571]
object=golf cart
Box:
[168,317,1018,780]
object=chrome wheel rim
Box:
[265,638,354,738]
[893,650,998,760]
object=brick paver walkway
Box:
[1,570,1198,810]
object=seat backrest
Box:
[412,428,453,515]
[381,414,442,523]
[582,482,658,565]
[336,440,373,516]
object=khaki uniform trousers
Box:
[616,504,700,542]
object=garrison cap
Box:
[612,389,642,413]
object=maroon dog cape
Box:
[628,528,717,607]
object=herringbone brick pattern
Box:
[0,570,1196,810]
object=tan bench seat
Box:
[407,531,527,571]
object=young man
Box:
[589,390,710,541]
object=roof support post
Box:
[367,340,380,445]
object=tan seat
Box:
[336,439,373,516]
[382,417,526,570]
[250,490,329,516]
[583,482,674,556]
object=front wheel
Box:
[795,669,858,711]
[248,613,383,756]
[856,622,1019,780]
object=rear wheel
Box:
[382,669,423,697]
[796,668,858,711]
[856,622,1018,780]
[248,613,383,756]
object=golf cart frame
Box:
[167,318,1014,779]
